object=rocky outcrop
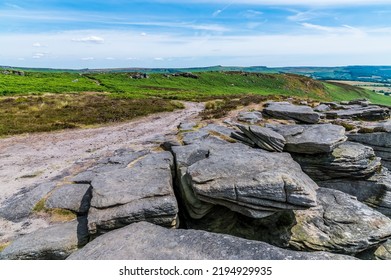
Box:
[292,142,381,181]
[0,220,88,260]
[185,188,391,256]
[87,151,178,236]
[348,121,391,169]
[288,188,391,254]
[237,111,263,124]
[325,105,390,121]
[172,142,318,219]
[319,168,391,217]
[234,124,285,152]
[67,222,355,260]
[263,102,321,124]
[267,124,347,154]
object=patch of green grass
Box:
[32,198,77,222]
[0,242,10,252]
[324,81,391,106]
[0,94,183,136]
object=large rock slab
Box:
[319,168,391,217]
[0,220,89,260]
[289,188,391,254]
[348,123,391,169]
[45,184,92,214]
[0,182,56,221]
[237,111,263,124]
[67,222,354,260]
[172,142,318,219]
[88,152,178,236]
[185,188,391,255]
[263,102,321,124]
[292,142,382,181]
[325,105,390,121]
[235,124,285,152]
[267,123,347,154]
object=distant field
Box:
[327,80,391,95]
[1,71,390,136]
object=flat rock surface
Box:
[172,142,318,219]
[45,184,92,214]
[263,102,320,124]
[237,111,263,124]
[0,182,56,222]
[268,123,347,154]
[0,219,88,260]
[88,151,178,235]
[67,222,355,260]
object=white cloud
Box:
[302,23,366,36]
[5,3,22,9]
[81,57,94,60]
[154,57,164,61]
[243,10,264,18]
[105,57,115,60]
[32,52,46,59]
[183,0,391,6]
[72,36,104,44]
[140,32,147,36]
[288,10,320,22]
[212,10,222,17]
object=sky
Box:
[1,0,391,69]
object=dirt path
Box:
[0,102,204,205]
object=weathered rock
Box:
[313,104,331,112]
[178,122,197,131]
[237,111,263,124]
[88,152,178,236]
[231,131,256,147]
[236,124,285,152]
[292,142,382,181]
[181,124,234,145]
[267,124,347,154]
[186,188,391,255]
[0,219,88,260]
[319,168,391,217]
[67,222,355,260]
[172,142,318,219]
[263,102,321,124]
[289,188,391,254]
[71,149,149,183]
[0,182,56,221]
[374,240,391,260]
[325,105,390,121]
[348,124,391,169]
[45,184,92,214]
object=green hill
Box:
[0,70,389,137]
[1,71,389,105]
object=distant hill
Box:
[2,65,391,83]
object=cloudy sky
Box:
[1,0,391,68]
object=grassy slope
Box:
[1,71,389,137]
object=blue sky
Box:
[1,0,391,68]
